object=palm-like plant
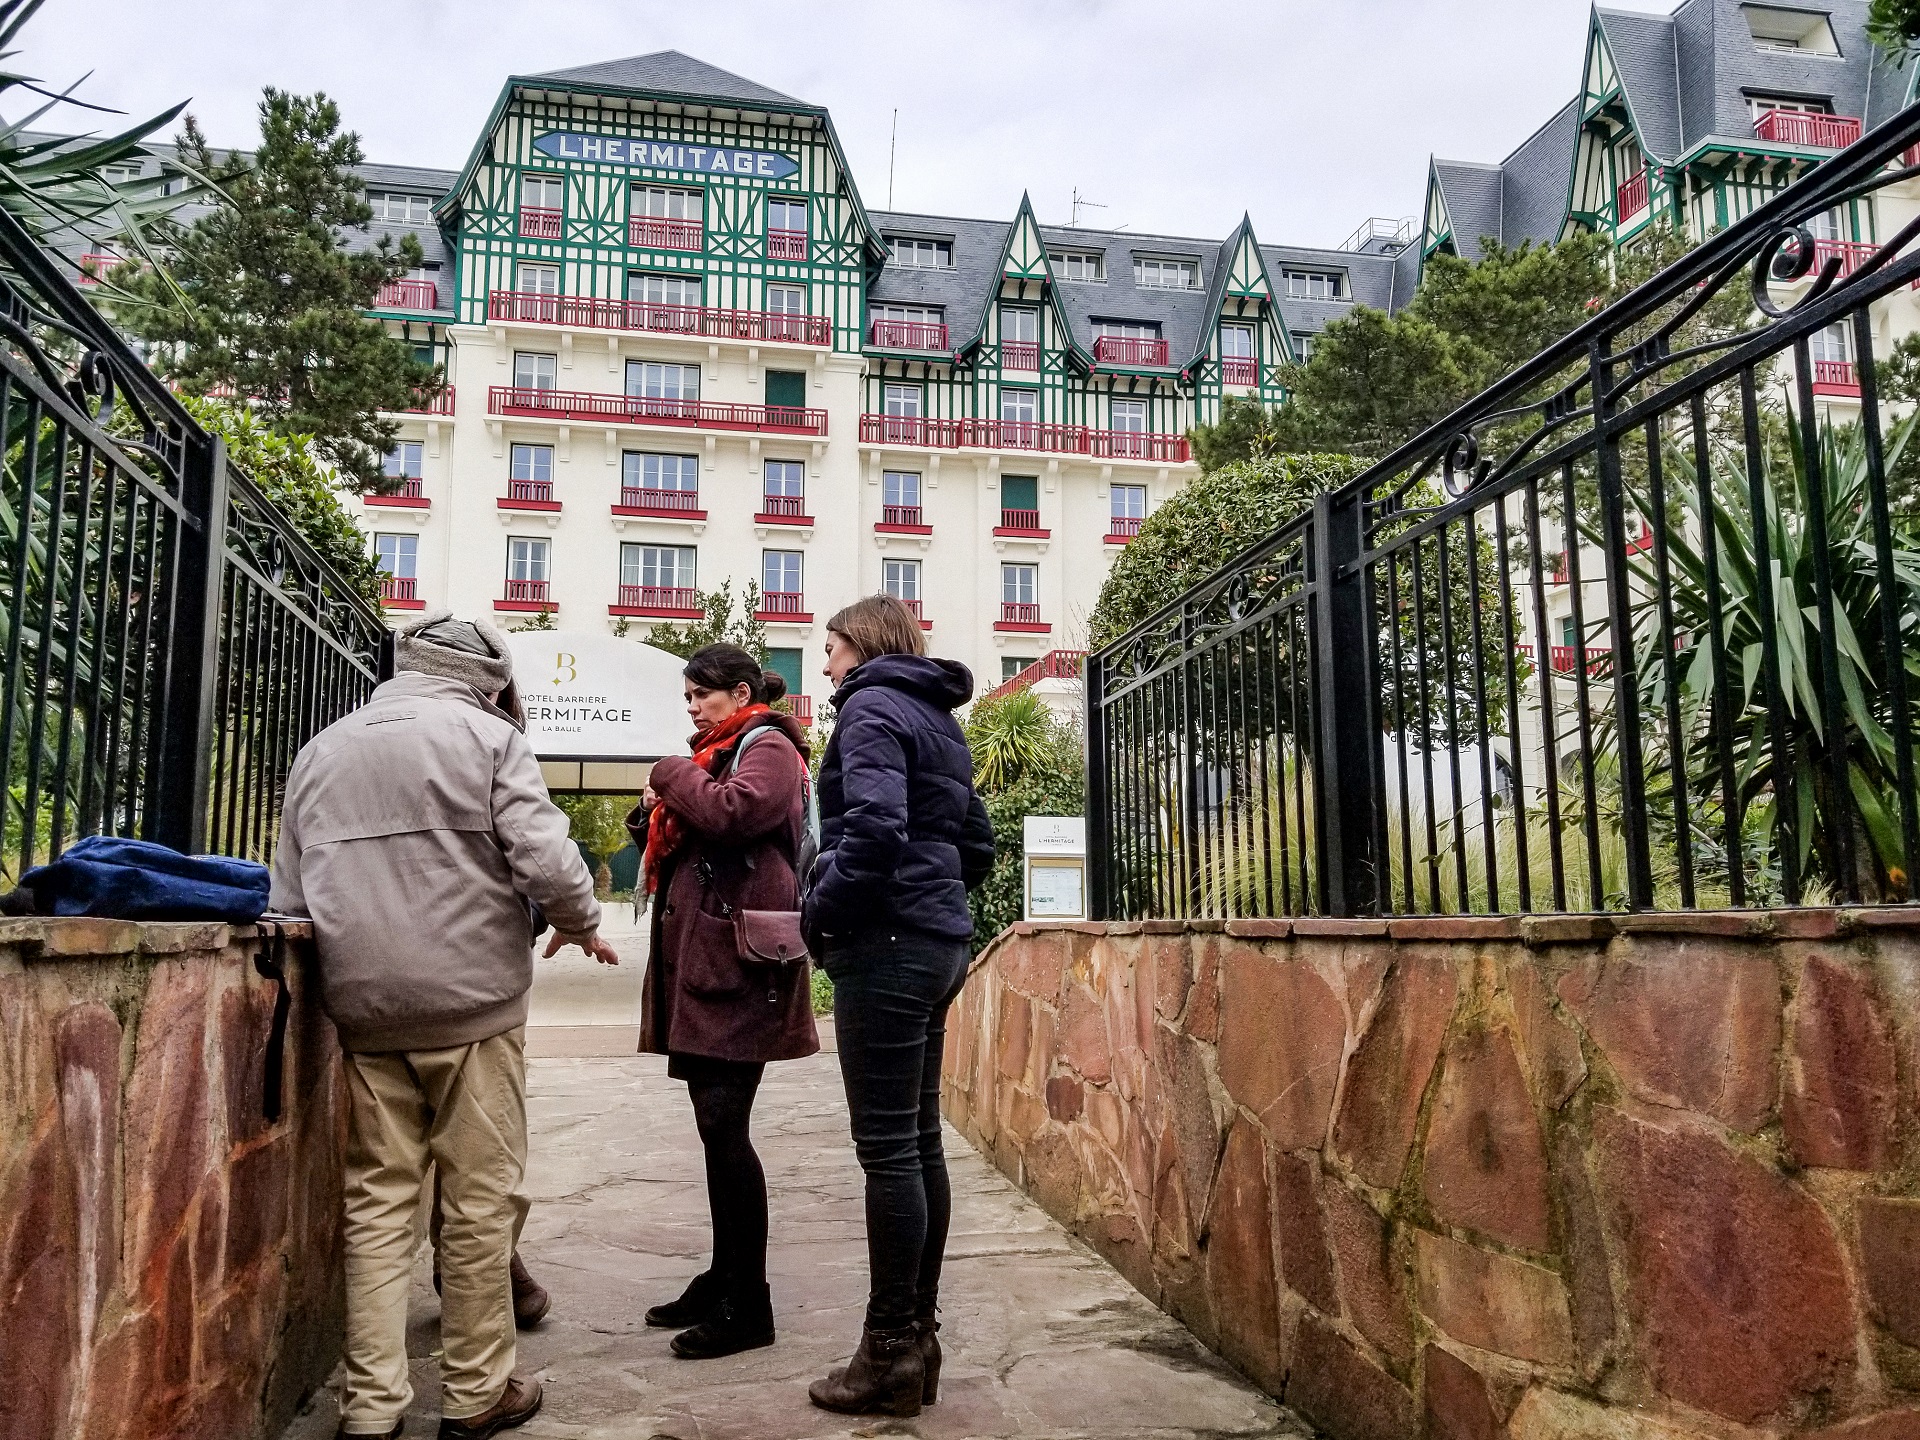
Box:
[966,688,1061,792]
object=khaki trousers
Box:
[339,1028,529,1433]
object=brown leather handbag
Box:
[695,857,811,965]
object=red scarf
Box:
[643,703,775,893]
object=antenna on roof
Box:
[1070,187,1107,228]
[888,109,898,210]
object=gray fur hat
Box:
[395,609,515,695]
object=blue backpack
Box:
[21,835,272,922]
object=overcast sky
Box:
[22,0,1667,250]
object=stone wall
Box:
[942,909,1920,1440]
[0,919,346,1440]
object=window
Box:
[1002,656,1038,681]
[626,361,700,401]
[883,471,921,509]
[621,543,696,589]
[1749,93,1833,117]
[768,198,808,233]
[507,536,550,582]
[518,263,559,295]
[763,458,805,505]
[628,272,702,306]
[100,162,143,184]
[883,383,923,418]
[1049,249,1104,282]
[888,236,953,268]
[1294,333,1316,361]
[410,342,436,368]
[370,192,434,223]
[520,175,564,211]
[1002,307,1038,343]
[510,444,553,484]
[1112,483,1148,520]
[1744,6,1841,54]
[1002,563,1037,606]
[765,371,807,408]
[874,304,944,325]
[763,550,803,595]
[1220,325,1255,359]
[374,533,417,579]
[1111,399,1147,433]
[631,184,703,220]
[1096,320,1161,341]
[883,559,921,603]
[1002,476,1039,512]
[1283,269,1343,299]
[1001,389,1037,424]
[1133,256,1198,289]
[513,353,556,392]
[766,283,807,316]
[625,452,699,492]
[382,442,423,480]
[1810,322,1850,363]
[766,648,803,695]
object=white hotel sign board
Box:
[502,631,691,790]
[1023,816,1088,922]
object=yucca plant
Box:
[966,688,1060,791]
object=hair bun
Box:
[761,669,789,703]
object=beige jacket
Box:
[269,672,600,1052]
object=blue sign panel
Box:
[533,132,799,180]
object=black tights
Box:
[687,1066,768,1290]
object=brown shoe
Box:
[510,1252,551,1329]
[809,1326,924,1418]
[436,1376,543,1439]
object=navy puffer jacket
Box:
[805,654,994,942]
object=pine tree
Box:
[117,91,439,490]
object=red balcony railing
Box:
[379,576,417,603]
[1616,169,1650,221]
[402,385,455,416]
[1809,238,1876,277]
[1221,357,1258,387]
[759,590,807,616]
[488,290,830,346]
[1106,515,1145,542]
[629,216,704,251]
[898,597,924,619]
[999,508,1042,531]
[1003,341,1040,371]
[505,478,554,504]
[377,278,440,310]
[77,253,121,285]
[1093,335,1170,366]
[1515,643,1612,678]
[489,386,828,435]
[503,579,551,604]
[758,493,807,518]
[767,229,807,260]
[881,504,923,527]
[616,585,701,613]
[870,319,950,351]
[856,413,1189,461]
[383,477,425,500]
[999,602,1044,627]
[1812,359,1861,395]
[518,207,562,239]
[618,486,700,513]
[981,649,1087,702]
[784,694,813,725]
[1755,110,1862,150]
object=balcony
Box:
[1093,336,1170,367]
[77,253,121,286]
[488,290,831,346]
[870,319,950,352]
[1812,359,1861,396]
[767,229,808,260]
[1804,238,1876,278]
[518,207,563,239]
[1518,643,1614,680]
[499,578,554,611]
[378,575,422,609]
[981,649,1086,702]
[629,216,704,251]
[376,278,440,311]
[366,477,427,509]
[858,413,1189,462]
[878,504,928,533]
[756,590,811,623]
[996,508,1048,538]
[1616,169,1650,223]
[612,584,703,617]
[615,487,704,519]
[996,602,1049,632]
[1755,110,1862,150]
[501,478,558,511]
[1003,341,1040,372]
[756,493,811,525]
[782,694,814,726]
[1222,357,1259,387]
[489,386,829,436]
[1106,515,1144,544]
[401,385,455,416]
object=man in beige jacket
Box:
[272,612,617,1440]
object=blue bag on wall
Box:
[21,835,272,922]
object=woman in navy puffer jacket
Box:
[803,595,993,1420]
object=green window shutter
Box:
[766,646,804,695]
[765,371,806,408]
[1002,475,1038,510]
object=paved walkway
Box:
[281,1045,1307,1439]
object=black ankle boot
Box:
[808,1325,925,1417]
[915,1302,942,1405]
[670,1282,775,1359]
[645,1270,724,1329]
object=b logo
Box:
[554,652,577,684]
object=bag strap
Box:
[252,929,292,1125]
[697,722,806,911]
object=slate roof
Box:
[348,161,459,312]
[1430,162,1505,260]
[1502,100,1582,247]
[1262,242,1412,347]
[865,210,1012,353]
[521,51,808,110]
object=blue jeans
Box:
[821,930,972,1329]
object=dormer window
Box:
[1749,93,1833,118]
[1133,256,1199,289]
[889,236,953,268]
[1283,269,1344,300]
[1743,5,1841,55]
[1050,249,1104,282]
[371,191,436,224]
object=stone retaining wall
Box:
[0,918,345,1440]
[942,909,1920,1440]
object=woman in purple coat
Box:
[625,643,816,1359]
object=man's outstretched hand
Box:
[545,929,620,966]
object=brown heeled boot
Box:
[807,1325,925,1417]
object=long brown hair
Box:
[825,594,927,664]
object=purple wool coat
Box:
[627,712,819,1064]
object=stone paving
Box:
[281,1048,1308,1440]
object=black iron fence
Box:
[1089,107,1920,919]
[0,209,389,880]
